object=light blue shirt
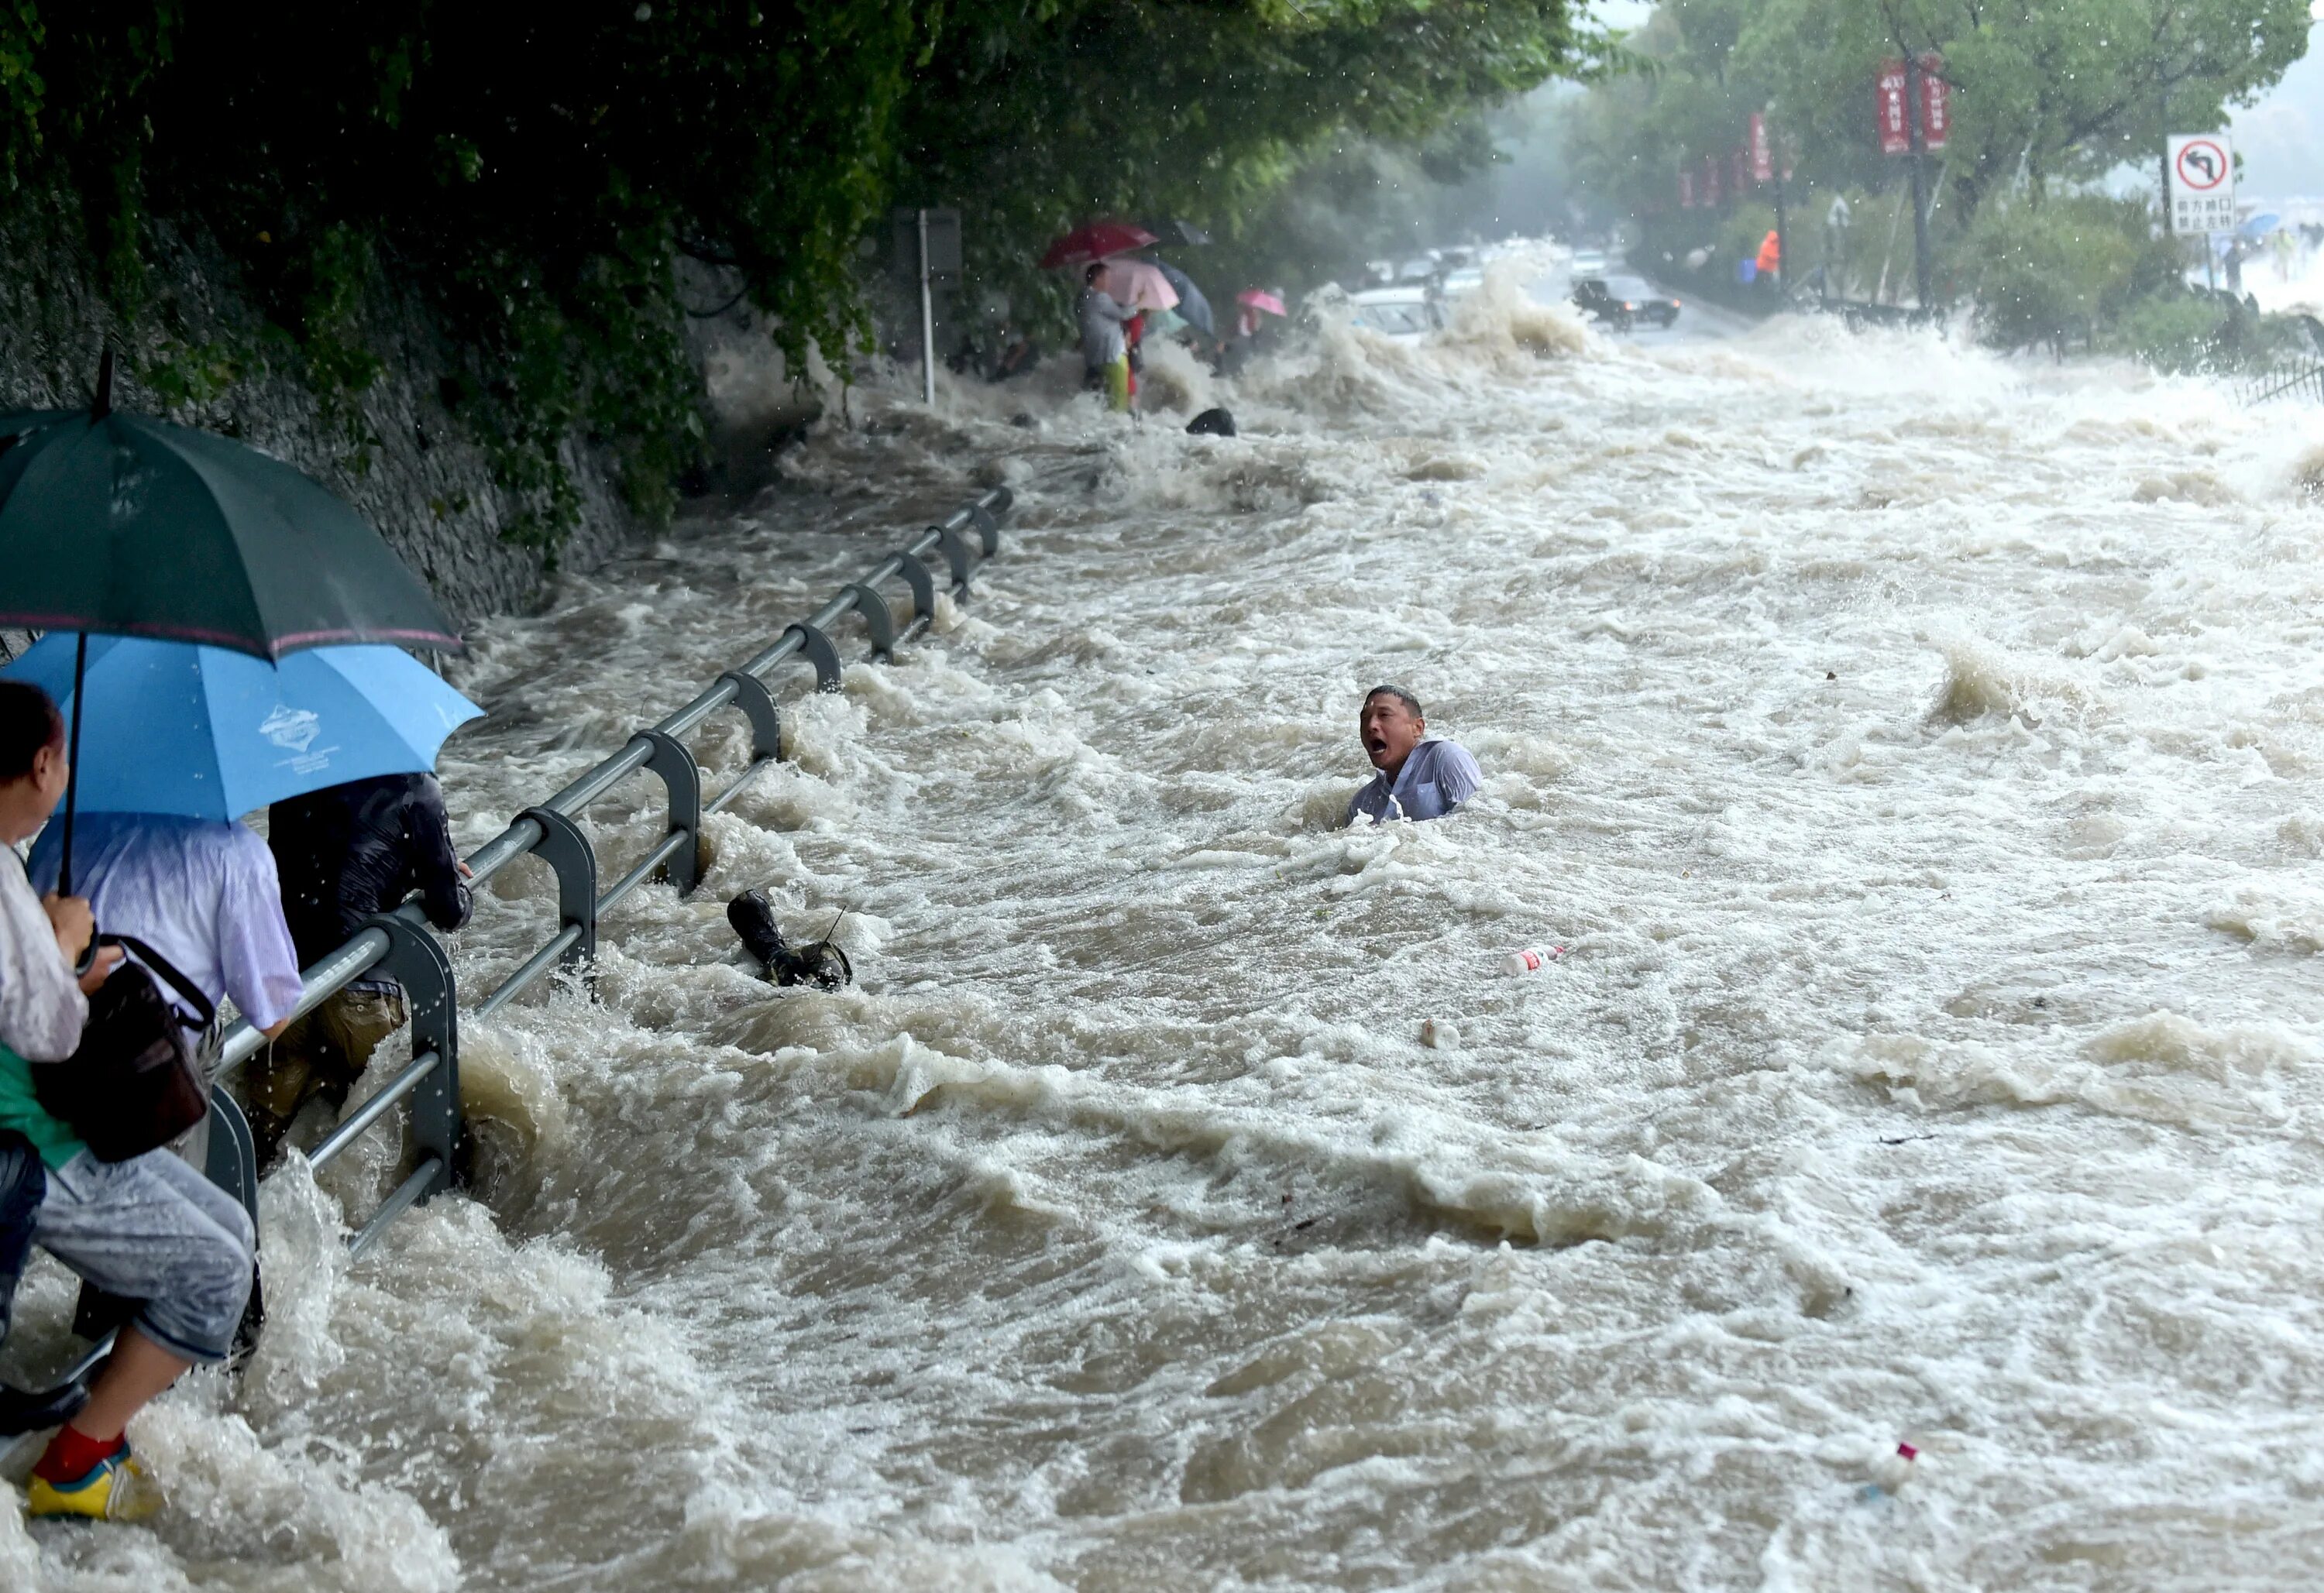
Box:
[1346,739,1482,825]
[29,813,304,1029]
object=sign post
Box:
[890,207,962,405]
[2165,133,2235,238]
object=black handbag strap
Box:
[100,933,217,1033]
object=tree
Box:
[0,1,1597,550]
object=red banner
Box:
[1679,169,1696,208]
[1876,59,1910,156]
[1749,112,1772,184]
[1919,54,1951,150]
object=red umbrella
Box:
[1040,220,1160,270]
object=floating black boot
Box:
[726,891,853,990]
[727,888,789,970]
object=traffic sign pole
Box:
[1905,54,1932,308]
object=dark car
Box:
[1573,275,1682,331]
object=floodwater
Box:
[7,259,2324,1590]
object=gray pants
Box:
[36,1148,255,1365]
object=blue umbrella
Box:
[2240,213,2281,239]
[2,633,481,820]
[1151,259,1215,337]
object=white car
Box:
[1348,287,1441,338]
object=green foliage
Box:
[1959,194,2171,351]
[0,1,1590,556]
[1566,0,2310,372]
[1566,0,2310,228]
[2115,294,2233,372]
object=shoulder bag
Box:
[33,934,214,1162]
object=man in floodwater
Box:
[1346,685,1482,825]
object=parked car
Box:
[1349,287,1441,338]
[1572,275,1681,331]
[1604,274,1682,328]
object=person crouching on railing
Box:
[0,681,253,1523]
[256,774,473,1172]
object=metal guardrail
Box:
[194,486,1013,1259]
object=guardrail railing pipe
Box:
[174,486,1012,1270]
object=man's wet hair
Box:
[1085,262,1106,285]
[0,680,61,780]
[1363,685,1423,719]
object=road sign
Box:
[1919,55,1950,150]
[2167,134,2235,234]
[1876,60,1910,155]
[890,207,962,282]
[1749,112,1772,183]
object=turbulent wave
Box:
[7,289,2324,1588]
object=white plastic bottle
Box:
[1500,947,1566,976]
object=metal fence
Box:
[185,486,1013,1262]
[2236,360,2324,407]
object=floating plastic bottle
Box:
[1859,1442,1919,1502]
[1499,947,1567,976]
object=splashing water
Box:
[7,283,2324,1590]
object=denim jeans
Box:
[34,1148,254,1364]
[0,1129,39,1344]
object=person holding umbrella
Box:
[1080,263,1134,412]
[0,681,250,1523]
[0,681,115,1443]
[0,354,467,1521]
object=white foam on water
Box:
[10,287,2324,1587]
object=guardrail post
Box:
[783,622,844,692]
[360,912,460,1200]
[838,583,897,661]
[967,500,1002,556]
[717,670,782,760]
[521,805,597,974]
[203,1087,260,1233]
[886,551,937,636]
[638,730,703,894]
[933,523,979,599]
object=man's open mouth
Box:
[1365,735,1388,757]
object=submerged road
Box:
[9,267,2324,1589]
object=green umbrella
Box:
[0,351,465,891]
[0,353,462,658]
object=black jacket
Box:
[269,774,472,971]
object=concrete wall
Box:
[0,220,640,630]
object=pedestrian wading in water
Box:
[1346,685,1483,826]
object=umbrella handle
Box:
[58,632,84,898]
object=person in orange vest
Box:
[1755,230,1782,279]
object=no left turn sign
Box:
[2167,132,2236,233]
[2174,139,2228,191]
